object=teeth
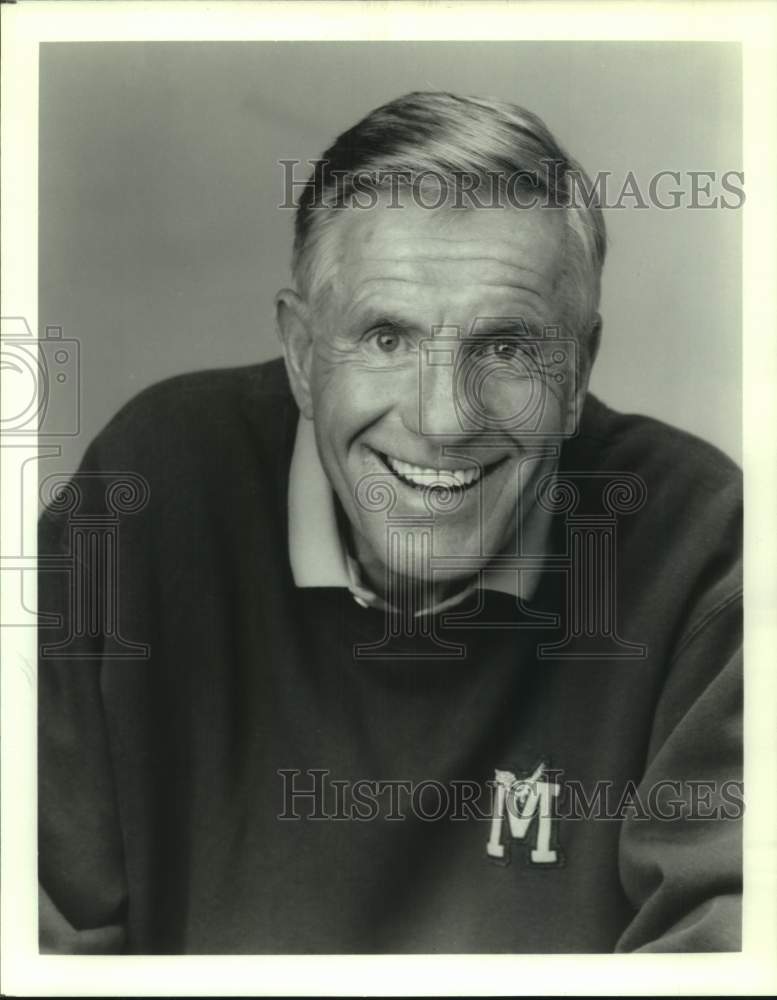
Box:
[383,454,482,489]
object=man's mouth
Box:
[373,449,499,493]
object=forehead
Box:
[324,196,567,322]
[320,195,565,329]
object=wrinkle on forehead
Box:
[344,253,558,317]
[349,275,548,305]
[357,234,557,264]
[320,201,566,324]
[347,206,560,265]
[359,253,548,280]
[350,233,561,268]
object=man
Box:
[38,92,742,954]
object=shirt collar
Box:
[288,416,552,613]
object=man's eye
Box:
[491,339,520,358]
[368,329,403,353]
[470,338,521,360]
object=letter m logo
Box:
[486,763,561,866]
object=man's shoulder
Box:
[573,394,742,502]
[567,395,742,639]
[569,395,742,609]
[87,357,296,465]
[106,356,293,426]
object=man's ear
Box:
[275,289,315,419]
[587,313,603,368]
[568,313,602,434]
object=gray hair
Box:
[292,91,606,346]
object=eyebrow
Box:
[468,317,545,337]
[347,307,423,334]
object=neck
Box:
[357,537,468,610]
[336,501,471,610]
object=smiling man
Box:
[278,188,580,609]
[38,92,742,954]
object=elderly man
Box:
[38,92,742,954]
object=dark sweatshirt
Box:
[38,358,742,954]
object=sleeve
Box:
[614,591,743,952]
[37,448,130,954]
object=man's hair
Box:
[292,91,607,346]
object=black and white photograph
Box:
[1,1,776,996]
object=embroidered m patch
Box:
[486,762,562,866]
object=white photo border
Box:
[1,1,775,996]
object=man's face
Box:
[284,196,591,594]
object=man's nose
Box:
[411,355,467,438]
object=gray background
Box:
[39,41,742,476]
